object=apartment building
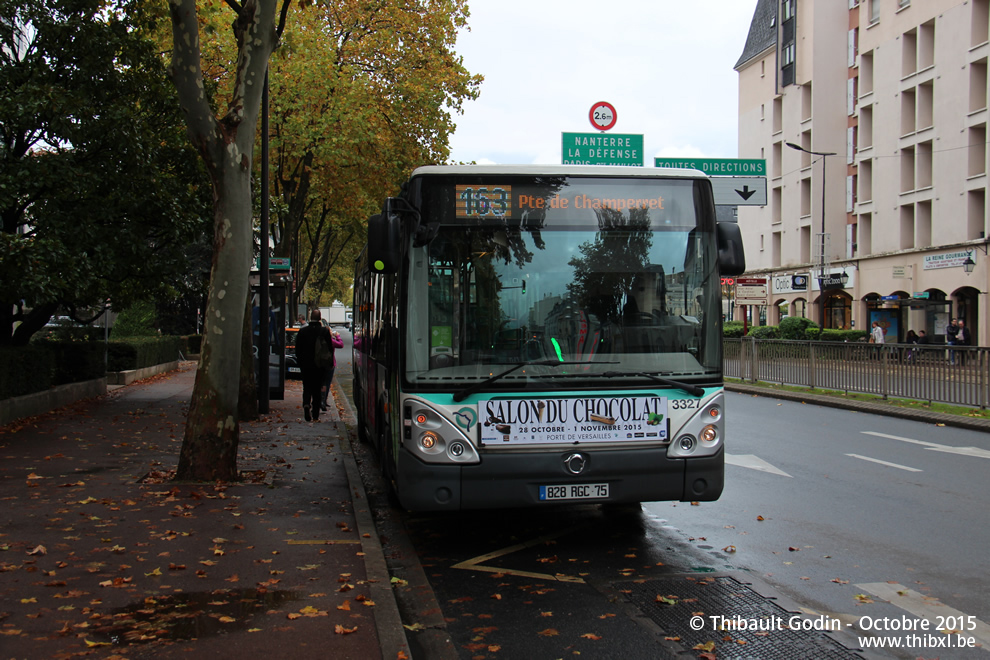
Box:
[735,0,990,346]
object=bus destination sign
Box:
[455,184,667,220]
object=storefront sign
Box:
[772,273,810,294]
[923,249,975,270]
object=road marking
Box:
[846,454,922,472]
[856,582,990,650]
[861,431,990,460]
[286,539,361,545]
[725,454,793,478]
[451,526,587,583]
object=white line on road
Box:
[861,431,990,460]
[846,453,922,472]
[856,582,990,650]
[725,454,792,478]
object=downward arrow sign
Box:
[735,185,757,200]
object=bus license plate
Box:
[539,483,609,501]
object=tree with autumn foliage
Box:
[267,1,481,310]
[167,0,290,481]
[167,0,480,481]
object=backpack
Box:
[314,330,334,369]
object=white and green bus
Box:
[353,165,745,511]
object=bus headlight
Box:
[667,392,724,459]
[403,399,480,464]
[420,431,441,451]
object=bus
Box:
[352,165,745,511]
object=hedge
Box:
[2,336,192,401]
[0,346,56,400]
[107,336,186,372]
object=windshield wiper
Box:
[452,360,614,402]
[600,371,706,397]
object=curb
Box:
[334,383,412,660]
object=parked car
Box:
[285,327,301,379]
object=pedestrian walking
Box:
[295,309,333,422]
[905,329,918,363]
[321,329,345,412]
[871,321,885,345]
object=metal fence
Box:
[724,338,990,409]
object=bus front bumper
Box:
[395,446,724,511]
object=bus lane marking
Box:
[451,525,588,583]
[861,431,990,460]
[855,582,990,650]
[845,454,922,472]
[725,454,792,478]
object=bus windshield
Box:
[403,175,722,390]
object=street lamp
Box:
[786,142,837,332]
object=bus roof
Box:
[410,164,708,180]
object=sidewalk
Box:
[0,363,409,660]
[726,381,990,432]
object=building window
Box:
[901,88,916,136]
[859,159,873,203]
[860,50,874,94]
[860,105,873,149]
[782,0,795,21]
[900,205,915,250]
[973,0,989,47]
[869,0,880,23]
[918,20,934,70]
[971,60,988,113]
[917,200,932,248]
[917,141,932,189]
[969,124,987,177]
[968,189,986,241]
[902,29,917,78]
[918,81,933,129]
[901,145,916,193]
[801,177,812,217]
[860,213,872,255]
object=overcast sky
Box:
[446,0,759,166]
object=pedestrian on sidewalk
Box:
[321,329,344,412]
[296,309,333,421]
[871,321,885,344]
[946,318,959,364]
[956,319,971,366]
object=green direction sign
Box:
[654,157,766,176]
[562,132,644,166]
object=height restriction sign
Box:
[589,102,617,131]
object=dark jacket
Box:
[295,321,331,373]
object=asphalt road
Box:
[654,391,990,655]
[334,332,990,658]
